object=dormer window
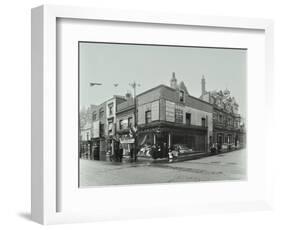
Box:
[179,90,184,102]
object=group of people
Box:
[109,139,182,163]
[110,140,123,162]
[109,140,138,163]
[149,143,180,161]
[168,146,179,162]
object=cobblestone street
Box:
[79,149,246,187]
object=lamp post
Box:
[129,81,141,161]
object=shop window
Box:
[228,135,232,143]
[145,110,152,124]
[225,135,228,143]
[217,134,223,144]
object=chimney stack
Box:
[170,72,178,89]
[201,75,206,96]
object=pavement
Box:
[79,148,247,187]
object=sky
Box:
[79,42,247,117]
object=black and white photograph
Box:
[79,42,247,187]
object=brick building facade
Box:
[90,95,127,160]
[80,74,246,161]
[135,73,213,154]
[200,76,246,150]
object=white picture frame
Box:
[31,5,274,225]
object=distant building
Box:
[200,76,246,149]
[116,92,136,154]
[135,72,213,154]
[91,95,127,160]
[79,105,97,158]
[80,123,92,141]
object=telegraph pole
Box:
[129,81,140,161]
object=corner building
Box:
[136,73,213,154]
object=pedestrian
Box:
[130,144,134,162]
[163,142,168,158]
[115,140,121,162]
[151,144,157,159]
[172,146,179,160]
[119,144,123,162]
[134,146,138,162]
[168,148,173,162]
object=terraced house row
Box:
[80,73,246,160]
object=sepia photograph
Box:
[78,42,247,187]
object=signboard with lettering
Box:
[175,108,183,123]
[120,138,135,144]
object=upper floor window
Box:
[128,117,133,128]
[219,114,223,123]
[100,124,105,136]
[108,103,114,116]
[145,110,152,124]
[228,117,232,126]
[179,90,184,102]
[119,119,123,130]
[99,108,104,118]
[185,113,191,126]
[92,112,97,121]
[108,119,113,127]
[108,119,113,134]
[201,118,206,127]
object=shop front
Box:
[213,127,246,151]
[137,121,208,158]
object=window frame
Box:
[145,110,152,124]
